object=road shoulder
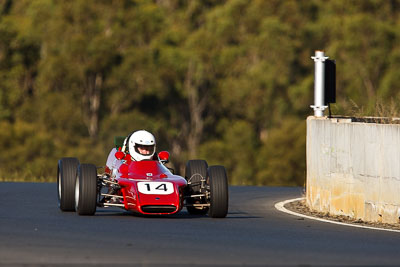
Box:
[275,197,400,233]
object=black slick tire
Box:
[185,160,208,215]
[75,164,97,215]
[208,166,229,218]
[57,157,79,211]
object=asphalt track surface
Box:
[1,183,400,266]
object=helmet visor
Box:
[135,144,155,156]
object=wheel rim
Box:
[75,174,79,211]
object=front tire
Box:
[208,166,229,218]
[75,164,97,215]
[57,157,79,211]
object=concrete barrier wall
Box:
[306,116,400,224]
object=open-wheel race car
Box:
[57,135,229,218]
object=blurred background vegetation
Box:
[1,0,400,185]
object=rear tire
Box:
[185,160,208,215]
[75,164,97,215]
[208,166,229,218]
[57,158,79,211]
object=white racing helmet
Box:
[128,130,156,161]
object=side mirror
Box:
[115,151,125,160]
[158,151,170,163]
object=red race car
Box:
[57,136,229,218]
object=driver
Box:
[103,130,157,203]
[124,130,156,161]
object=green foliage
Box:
[256,118,306,186]
[200,120,258,185]
[0,0,398,185]
[0,120,56,180]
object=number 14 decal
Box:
[145,183,167,191]
[137,182,174,195]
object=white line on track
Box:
[275,197,400,233]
